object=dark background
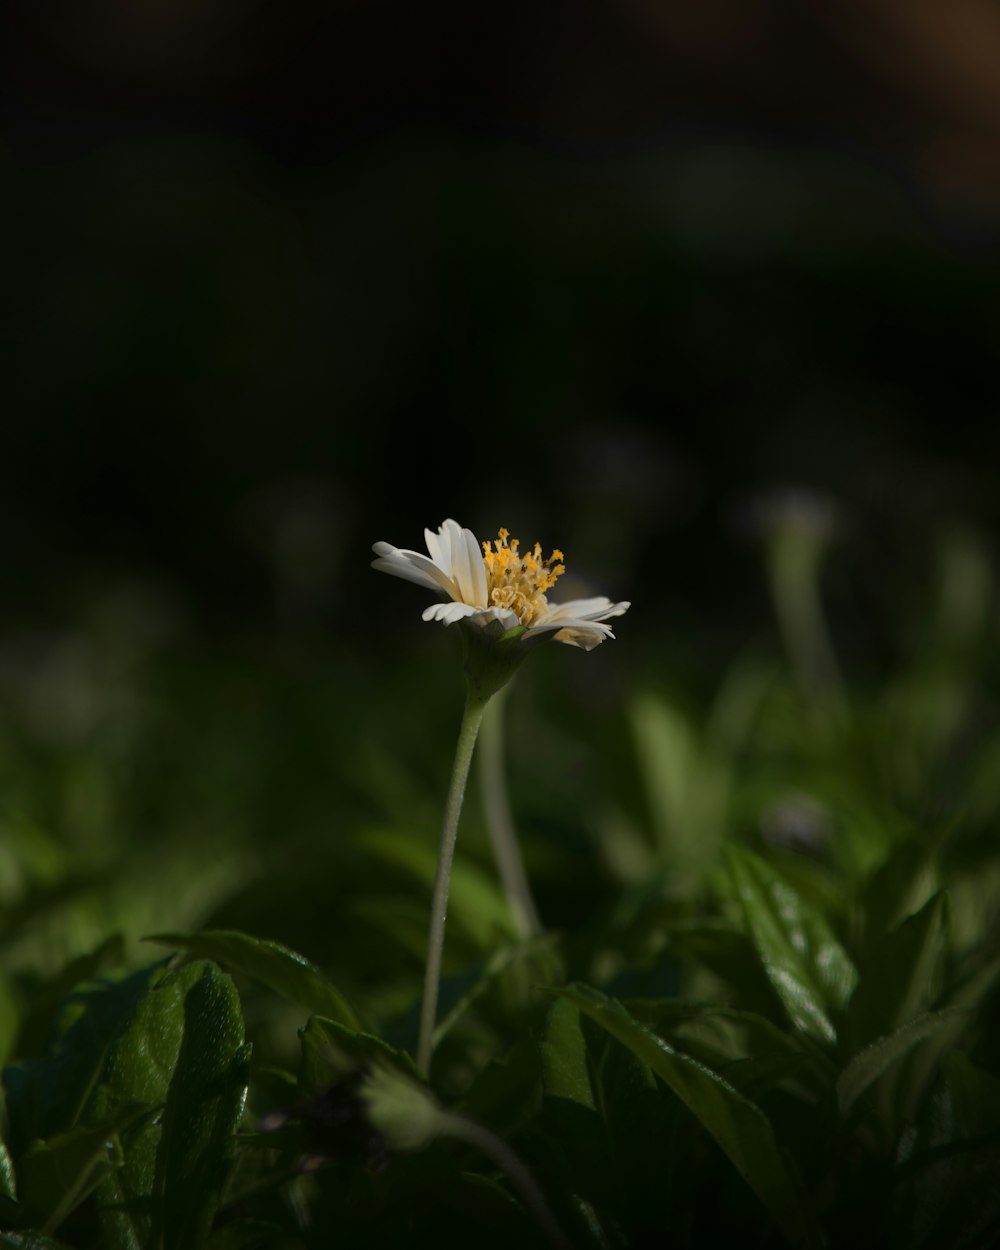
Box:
[4,0,1000,660]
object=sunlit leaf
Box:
[727,846,857,1045]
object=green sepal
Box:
[460,619,530,702]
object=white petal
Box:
[464,525,489,606]
[371,543,458,597]
[439,522,487,608]
[423,601,483,625]
[439,519,463,577]
[423,525,448,572]
[551,624,615,651]
[422,603,516,629]
[536,597,631,625]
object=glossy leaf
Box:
[89,959,250,1250]
[148,929,360,1031]
[0,1137,16,1202]
[727,846,857,1045]
[554,983,822,1249]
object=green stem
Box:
[478,690,542,939]
[417,689,488,1079]
[436,1109,572,1250]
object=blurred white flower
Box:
[372,519,629,651]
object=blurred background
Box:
[1,0,1000,979]
[4,0,1000,645]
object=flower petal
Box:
[422,601,483,625]
[535,597,631,625]
[371,543,459,597]
[551,624,616,651]
[422,602,516,629]
[439,521,488,608]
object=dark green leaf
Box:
[298,1014,415,1100]
[434,936,563,1052]
[205,1220,285,1250]
[540,997,596,1111]
[537,999,616,1231]
[836,1010,967,1115]
[3,961,170,1154]
[12,935,126,1062]
[857,833,939,956]
[890,1053,1000,1250]
[847,891,950,1049]
[728,846,857,1044]
[148,929,360,1031]
[554,983,822,1249]
[6,1109,148,1233]
[0,1234,74,1249]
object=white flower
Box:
[372,519,629,651]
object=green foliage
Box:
[1,525,1000,1247]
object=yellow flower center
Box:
[481,527,565,626]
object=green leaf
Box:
[890,1052,1000,1250]
[858,834,939,956]
[629,693,727,882]
[8,1110,148,1233]
[847,891,950,1048]
[836,1010,967,1115]
[727,846,857,1045]
[0,1137,16,1201]
[624,1000,828,1098]
[3,961,170,1154]
[540,997,596,1111]
[458,1036,540,1135]
[905,948,1000,1114]
[90,960,250,1250]
[12,935,126,1062]
[553,983,822,1249]
[147,929,360,1032]
[298,1015,415,1100]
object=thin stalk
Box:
[417,689,488,1079]
[436,1109,572,1250]
[477,689,542,938]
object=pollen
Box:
[481,528,566,626]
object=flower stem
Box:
[435,1109,572,1250]
[417,688,488,1079]
[478,689,542,938]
